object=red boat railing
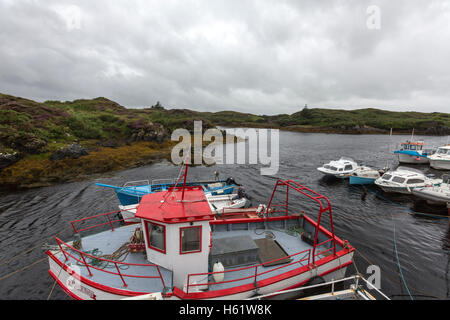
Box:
[70,209,137,234]
[54,237,166,289]
[186,248,311,294]
[266,179,337,263]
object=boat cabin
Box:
[399,141,424,151]
[377,167,426,185]
[135,186,213,289]
[319,157,358,175]
[436,146,450,155]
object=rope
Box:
[0,257,47,282]
[391,213,413,300]
[74,242,131,270]
[0,192,117,269]
[0,191,118,300]
[352,246,440,299]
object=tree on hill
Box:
[151,101,164,110]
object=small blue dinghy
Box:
[349,166,382,185]
[97,178,238,206]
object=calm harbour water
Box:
[0,131,449,300]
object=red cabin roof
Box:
[135,186,214,224]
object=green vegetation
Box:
[0,92,448,190]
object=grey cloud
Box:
[0,0,449,114]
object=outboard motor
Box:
[226,177,241,186]
[237,187,251,200]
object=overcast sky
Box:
[1,0,449,114]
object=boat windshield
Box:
[382,174,392,181]
[437,148,450,155]
[406,178,424,185]
[339,157,354,162]
[392,176,405,184]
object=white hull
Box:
[48,250,353,300]
[397,153,429,164]
[378,185,412,194]
[429,159,450,170]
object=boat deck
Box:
[204,228,316,292]
[53,224,172,294]
[52,219,336,295]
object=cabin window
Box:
[344,165,353,171]
[407,179,424,184]
[145,222,166,253]
[392,176,405,184]
[410,145,416,150]
[180,226,202,254]
[382,174,392,181]
[329,166,337,171]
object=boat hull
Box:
[429,159,450,170]
[349,176,376,185]
[377,185,411,194]
[47,249,353,300]
[412,189,450,206]
[396,153,429,164]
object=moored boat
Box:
[394,140,433,164]
[349,166,382,185]
[428,145,450,170]
[317,157,358,179]
[374,167,442,194]
[411,174,450,208]
[46,180,354,300]
[96,178,238,206]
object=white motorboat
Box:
[428,145,450,170]
[374,167,442,194]
[317,157,358,179]
[411,174,450,207]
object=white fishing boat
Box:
[428,145,450,170]
[349,166,382,185]
[317,157,358,179]
[374,167,442,194]
[394,141,432,164]
[411,174,450,208]
[46,179,354,300]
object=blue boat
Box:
[349,175,376,185]
[96,179,237,206]
[348,166,381,185]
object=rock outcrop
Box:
[127,121,168,143]
[50,144,90,161]
[0,152,22,169]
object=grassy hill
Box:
[0,93,448,189]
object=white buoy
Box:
[212,261,225,283]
